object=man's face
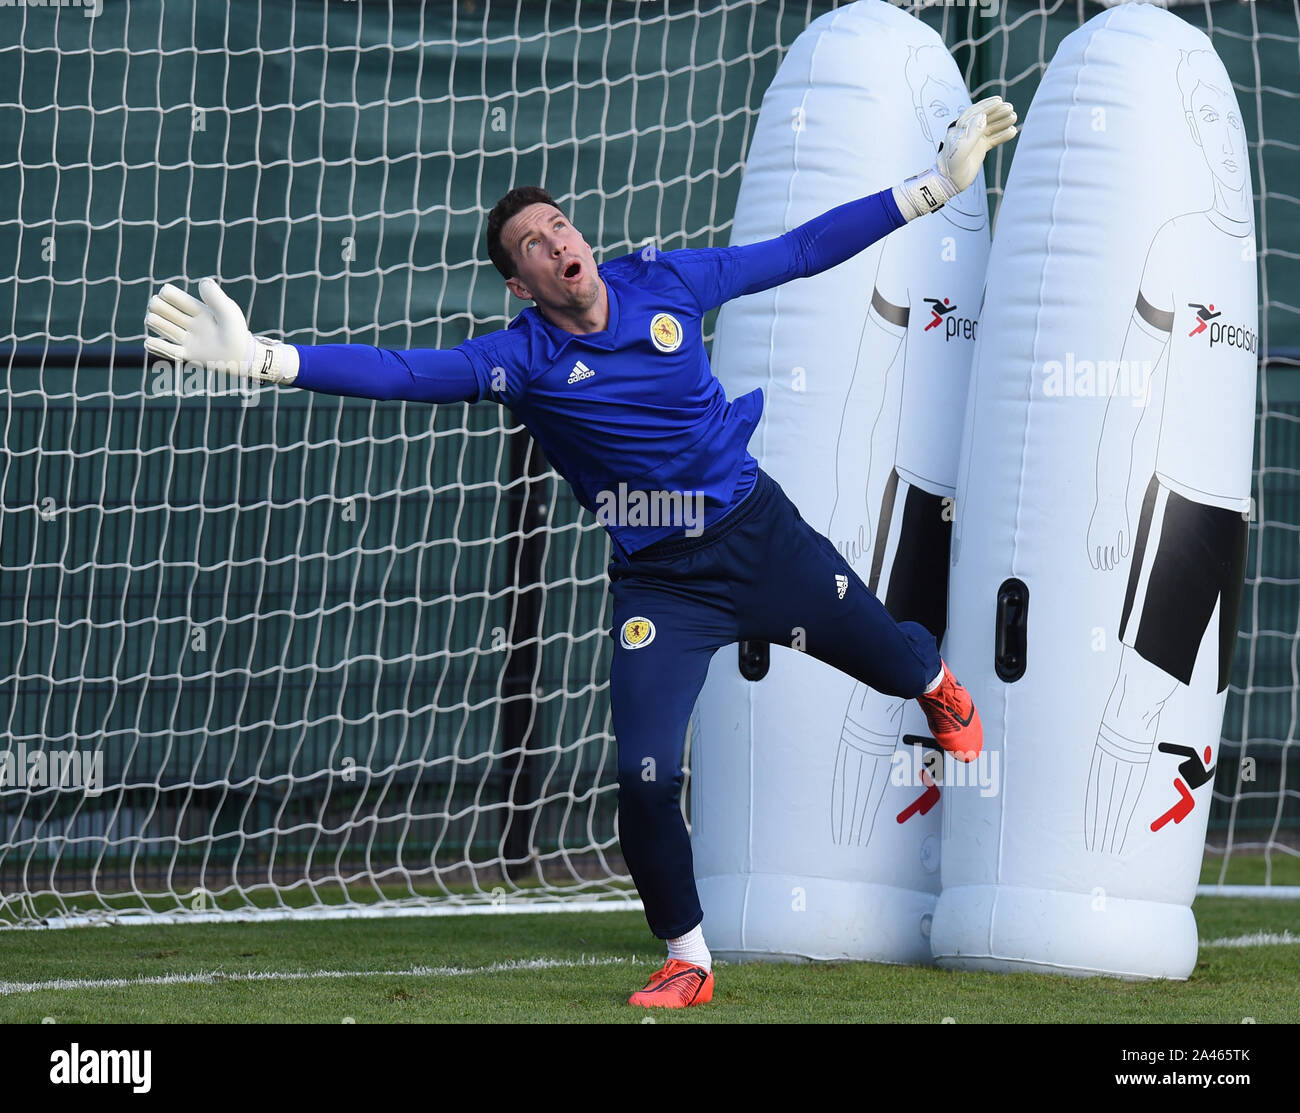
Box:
[914,75,966,146]
[1187,81,1247,192]
[502,202,602,312]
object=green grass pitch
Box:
[0,893,1296,1024]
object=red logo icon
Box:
[924,297,955,332]
[1188,302,1221,337]
[896,767,941,824]
[1151,743,1215,833]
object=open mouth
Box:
[562,261,582,280]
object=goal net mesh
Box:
[1,0,1295,925]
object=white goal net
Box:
[1,0,1296,926]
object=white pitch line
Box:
[6,898,646,931]
[0,955,636,996]
[1201,930,1300,948]
[7,933,1295,995]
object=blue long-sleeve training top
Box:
[294,188,906,557]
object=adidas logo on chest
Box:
[567,360,596,384]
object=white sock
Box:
[923,665,945,694]
[667,924,712,970]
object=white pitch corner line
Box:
[3,898,645,932]
[0,954,638,996]
[4,934,1296,994]
[1201,930,1300,948]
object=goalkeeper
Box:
[145,98,1016,1008]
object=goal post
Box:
[1,0,1296,928]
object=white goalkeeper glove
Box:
[893,96,1018,221]
[143,278,299,384]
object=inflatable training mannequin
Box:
[935,3,1255,980]
[692,0,992,964]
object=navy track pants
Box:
[606,467,941,938]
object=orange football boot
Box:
[627,959,714,1008]
[916,660,983,762]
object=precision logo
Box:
[923,296,977,342]
[1188,301,1257,352]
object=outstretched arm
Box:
[144,279,485,404]
[673,97,1017,310]
[293,344,481,404]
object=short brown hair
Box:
[487,186,564,279]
